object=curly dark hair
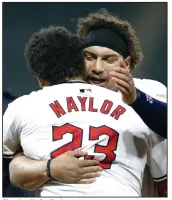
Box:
[25,26,84,85]
[77,9,143,69]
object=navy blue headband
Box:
[82,25,129,58]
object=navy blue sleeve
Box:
[130,89,167,138]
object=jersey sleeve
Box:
[133,78,167,103]
[147,135,167,181]
[3,102,21,158]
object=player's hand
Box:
[110,59,137,104]
[50,150,101,184]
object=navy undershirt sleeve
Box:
[130,89,167,138]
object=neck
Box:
[66,76,85,83]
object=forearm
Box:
[9,153,49,191]
[130,89,167,138]
[155,178,167,197]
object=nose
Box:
[92,60,104,74]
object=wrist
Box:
[46,158,59,181]
[40,160,50,181]
[130,88,141,106]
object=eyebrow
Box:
[103,54,118,59]
[83,51,97,57]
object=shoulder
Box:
[133,78,167,102]
[6,90,41,114]
[6,95,28,112]
[133,78,166,90]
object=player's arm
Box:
[130,89,167,138]
[9,150,101,191]
[9,152,49,190]
[154,179,167,197]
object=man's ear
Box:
[35,75,49,88]
[124,56,131,71]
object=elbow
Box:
[9,161,21,187]
[16,182,39,191]
[10,173,38,191]
[9,175,24,190]
[9,161,37,191]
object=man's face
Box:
[83,46,127,90]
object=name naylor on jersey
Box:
[49,96,126,120]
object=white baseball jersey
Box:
[3,80,166,197]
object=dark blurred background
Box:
[3,2,167,197]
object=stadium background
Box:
[3,2,167,197]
